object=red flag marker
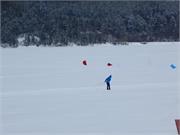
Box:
[82,60,87,65]
[107,63,112,66]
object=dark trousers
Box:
[106,82,111,90]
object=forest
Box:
[1,1,179,47]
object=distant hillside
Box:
[1,1,179,47]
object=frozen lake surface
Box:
[0,42,180,135]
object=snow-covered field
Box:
[0,42,180,135]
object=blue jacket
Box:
[105,75,112,83]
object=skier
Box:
[104,75,112,90]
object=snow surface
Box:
[0,42,180,135]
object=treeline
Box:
[1,1,179,47]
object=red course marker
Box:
[82,60,87,65]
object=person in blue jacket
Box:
[104,75,112,90]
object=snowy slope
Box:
[0,42,180,135]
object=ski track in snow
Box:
[0,82,177,96]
